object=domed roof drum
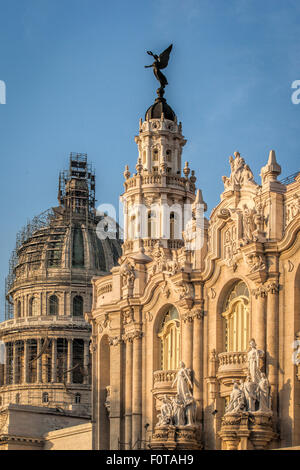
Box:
[145,96,176,122]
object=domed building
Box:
[0,153,122,430]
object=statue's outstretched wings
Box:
[157,44,173,70]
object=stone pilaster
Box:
[67,338,73,384]
[37,338,42,383]
[12,342,17,384]
[51,338,57,383]
[108,334,123,450]
[192,307,204,424]
[252,286,267,355]
[23,340,28,384]
[131,330,143,449]
[83,339,90,385]
[266,280,279,421]
[182,313,193,369]
[123,332,133,449]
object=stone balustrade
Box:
[217,351,249,394]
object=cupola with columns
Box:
[122,89,197,256]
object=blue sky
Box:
[0,0,299,320]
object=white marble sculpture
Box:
[157,395,173,426]
[225,381,246,414]
[248,339,264,384]
[225,339,272,415]
[172,361,193,403]
[258,373,271,412]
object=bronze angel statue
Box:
[145,44,173,89]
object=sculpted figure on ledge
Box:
[225,339,272,415]
[156,363,197,427]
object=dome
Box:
[10,208,122,285]
[145,89,176,122]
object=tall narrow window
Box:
[170,212,175,240]
[147,210,157,238]
[222,281,250,352]
[73,295,83,317]
[16,300,21,318]
[72,227,84,267]
[49,295,59,316]
[158,306,180,370]
[42,392,49,403]
[29,297,38,317]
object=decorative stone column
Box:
[67,338,73,384]
[37,338,42,383]
[182,313,193,369]
[51,338,57,383]
[132,330,143,449]
[108,334,123,450]
[123,333,133,449]
[266,281,279,420]
[83,340,90,385]
[252,286,267,354]
[192,308,203,424]
[12,342,17,384]
[23,340,29,384]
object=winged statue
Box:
[145,44,173,89]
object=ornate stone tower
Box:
[122,88,197,257]
[0,153,122,414]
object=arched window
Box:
[75,393,81,404]
[29,297,38,317]
[49,295,59,316]
[158,306,180,370]
[166,149,171,162]
[42,392,49,403]
[16,300,21,318]
[73,295,83,317]
[222,281,250,352]
[147,210,157,238]
[15,393,20,404]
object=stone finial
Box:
[260,150,281,184]
[183,161,190,179]
[136,158,143,175]
[190,170,197,184]
[123,165,131,180]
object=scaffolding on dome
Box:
[4,208,55,320]
[58,152,96,213]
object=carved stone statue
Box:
[104,385,111,416]
[243,375,258,412]
[257,373,271,412]
[184,392,197,426]
[157,395,173,426]
[121,262,135,288]
[248,339,264,383]
[145,44,173,90]
[171,394,185,426]
[172,361,193,402]
[222,152,258,192]
[225,381,246,414]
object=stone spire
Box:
[260,150,282,189]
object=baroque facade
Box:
[89,90,300,450]
[0,153,122,448]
